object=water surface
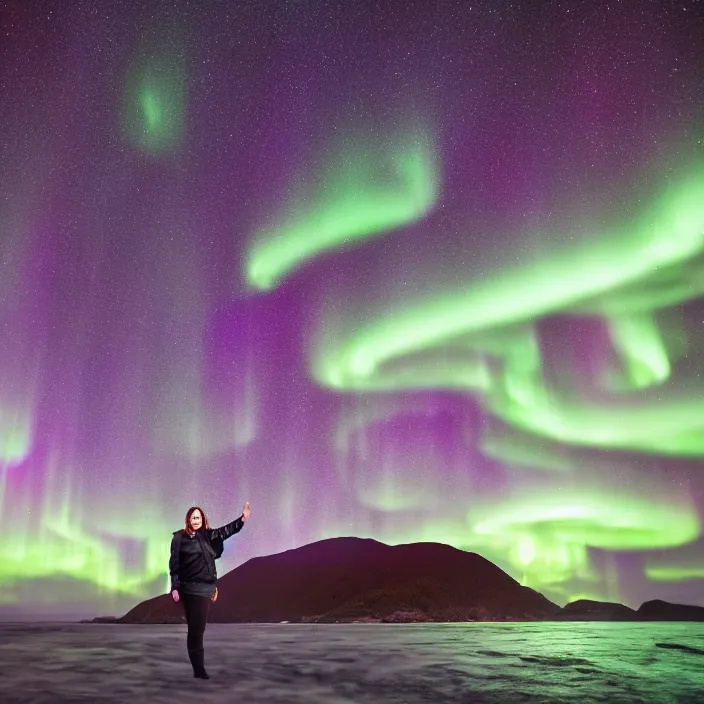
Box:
[0,621,702,703]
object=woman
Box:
[169,501,251,679]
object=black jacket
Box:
[169,516,245,593]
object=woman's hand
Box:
[171,589,180,603]
[242,501,251,522]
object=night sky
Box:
[1,0,703,620]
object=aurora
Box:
[0,0,702,620]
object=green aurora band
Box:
[0,404,32,467]
[300,157,704,600]
[121,44,186,155]
[246,130,438,290]
[1,1,702,621]
[350,464,700,601]
[644,543,704,582]
[466,483,698,586]
[645,566,704,581]
[311,166,704,455]
[604,311,672,391]
[0,452,174,602]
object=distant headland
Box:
[89,538,704,624]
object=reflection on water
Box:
[0,621,702,703]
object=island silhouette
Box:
[107,537,704,625]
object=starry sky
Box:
[1,0,703,620]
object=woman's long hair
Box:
[184,506,210,535]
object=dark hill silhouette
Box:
[558,599,638,621]
[119,537,559,624]
[115,537,704,624]
[637,599,704,622]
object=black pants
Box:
[180,593,211,651]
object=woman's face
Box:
[189,509,203,531]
